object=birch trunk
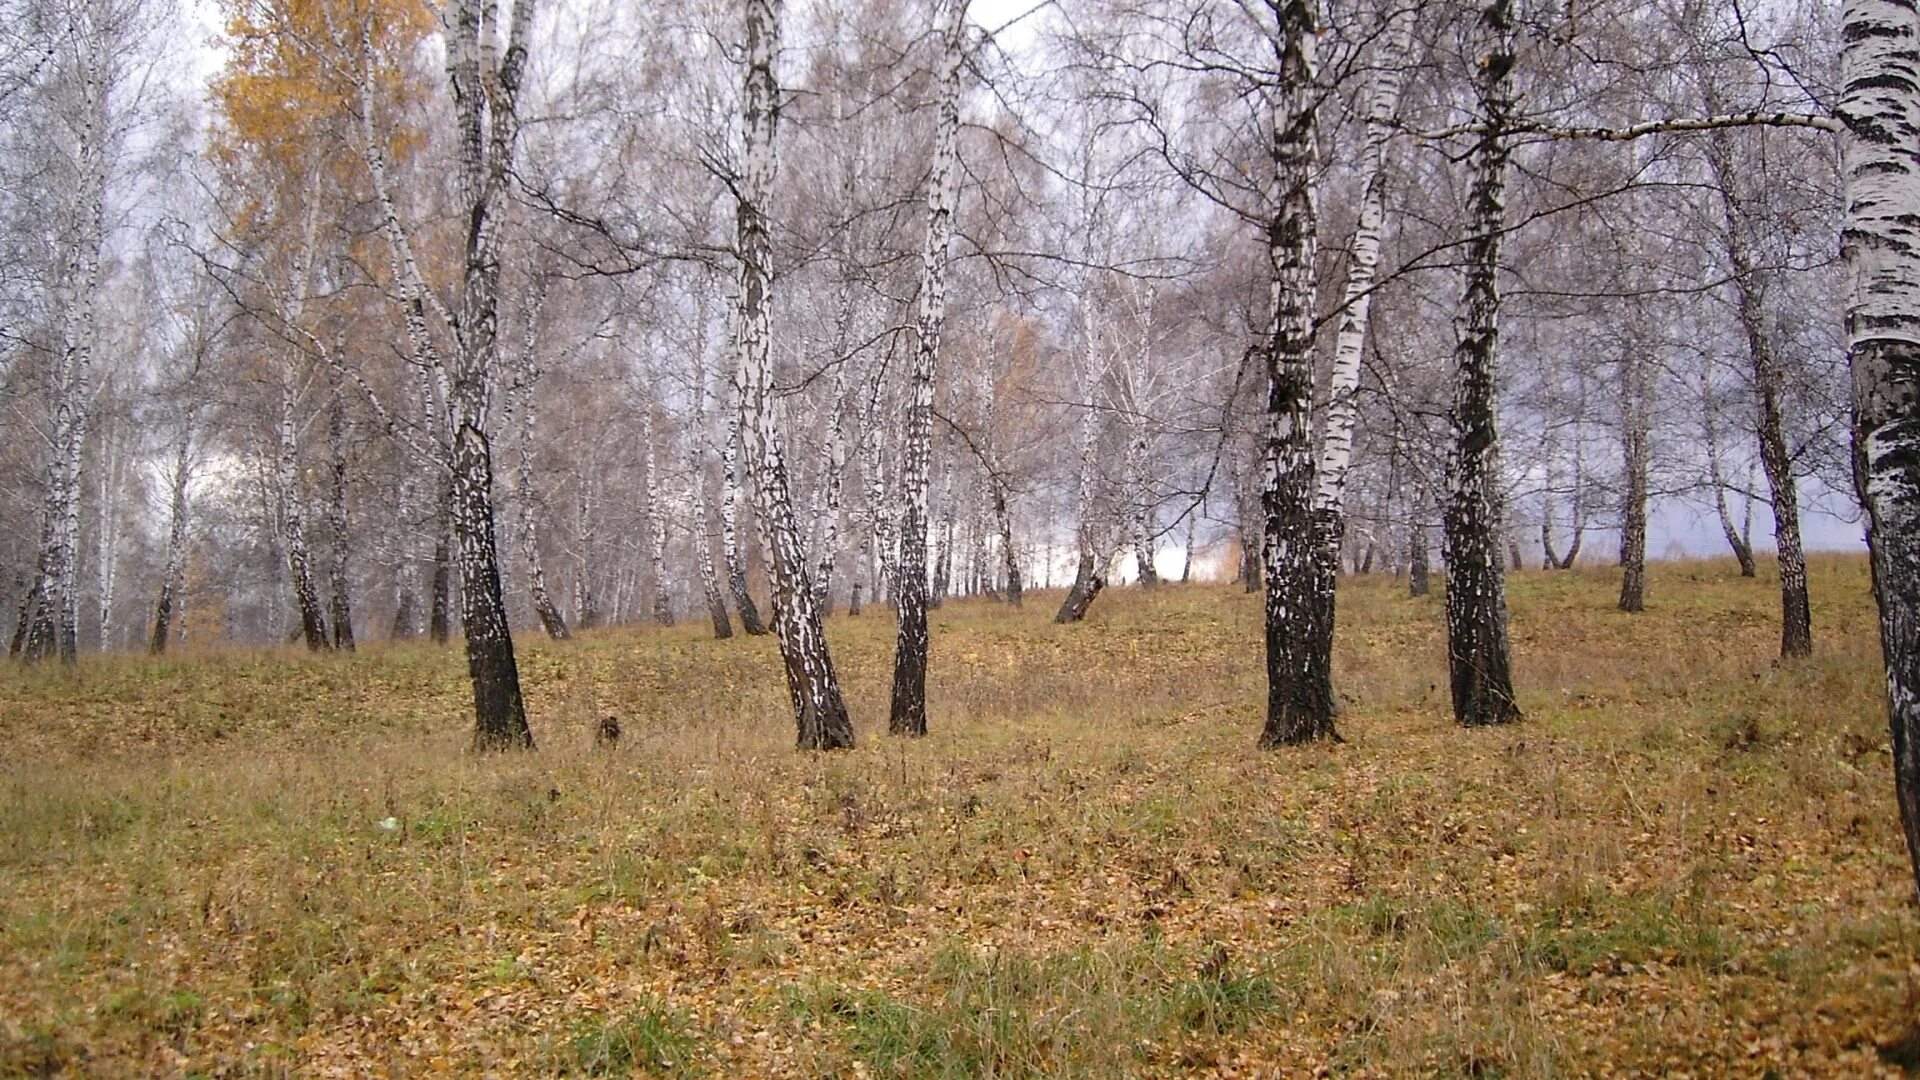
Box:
[325,350,356,651]
[150,418,195,655]
[21,25,109,665]
[278,379,331,651]
[1301,11,1409,705]
[930,457,955,607]
[1257,0,1336,748]
[508,318,570,640]
[738,0,853,750]
[1702,372,1759,576]
[1618,343,1652,612]
[646,412,675,627]
[690,324,733,639]
[574,467,600,630]
[1055,551,1104,623]
[429,489,454,642]
[392,539,418,639]
[1708,128,1812,657]
[1442,0,1522,728]
[992,474,1020,607]
[1057,299,1106,621]
[1127,424,1159,588]
[862,368,898,607]
[811,373,850,614]
[1842,0,1920,900]
[445,0,536,750]
[94,421,123,650]
[1181,509,1197,583]
[721,376,769,634]
[890,0,966,738]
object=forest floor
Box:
[2,556,1918,1078]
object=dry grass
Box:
[1,555,1916,1077]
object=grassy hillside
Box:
[2,556,1915,1077]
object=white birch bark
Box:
[1257,0,1335,747]
[445,0,537,750]
[1840,0,1920,899]
[1700,370,1758,576]
[811,360,851,613]
[277,375,330,650]
[1311,12,1408,532]
[1705,126,1813,656]
[860,359,896,605]
[736,0,853,750]
[150,411,196,654]
[645,408,674,627]
[689,307,733,639]
[888,0,966,737]
[506,296,569,640]
[1441,0,1522,728]
[20,11,109,664]
[720,320,768,634]
[94,417,123,650]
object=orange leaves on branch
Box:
[209,0,435,225]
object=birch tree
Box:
[1706,125,1813,657]
[444,0,536,750]
[1441,0,1522,728]
[1840,0,1920,899]
[889,0,966,738]
[737,0,853,750]
[1301,9,1410,721]
[16,0,120,664]
[1255,0,1336,747]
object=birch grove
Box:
[1,0,1915,891]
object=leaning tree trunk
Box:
[1056,301,1108,623]
[1558,444,1586,570]
[446,0,535,751]
[721,388,769,635]
[1257,0,1336,748]
[1841,0,1920,902]
[739,0,853,750]
[421,367,455,644]
[1702,372,1759,576]
[1709,127,1812,657]
[890,0,965,738]
[1055,552,1104,624]
[150,417,195,655]
[1442,0,1522,729]
[992,474,1021,608]
[1755,362,1813,655]
[277,380,331,652]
